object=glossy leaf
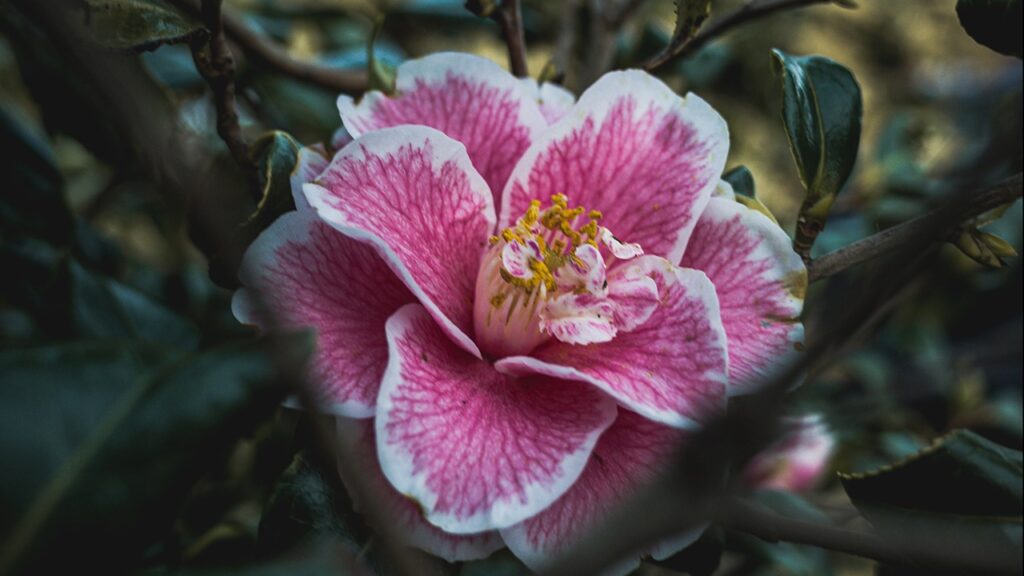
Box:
[771,49,862,259]
[367,17,397,94]
[956,0,1023,58]
[723,165,756,199]
[0,338,297,574]
[80,0,203,51]
[672,0,712,46]
[234,131,302,260]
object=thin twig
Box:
[467,0,529,76]
[808,173,1023,283]
[643,0,853,72]
[171,0,367,94]
[190,0,254,188]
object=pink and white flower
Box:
[234,52,806,572]
[744,414,836,492]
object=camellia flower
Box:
[744,414,835,492]
[233,53,806,571]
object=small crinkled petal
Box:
[540,293,617,346]
[681,197,806,393]
[497,256,729,429]
[377,304,617,534]
[338,52,547,202]
[501,410,698,574]
[502,238,542,280]
[305,125,495,358]
[500,70,729,262]
[335,417,504,561]
[600,228,644,260]
[521,77,576,124]
[233,211,414,417]
[290,144,330,210]
[608,273,659,332]
[556,243,607,295]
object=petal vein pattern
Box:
[376,304,617,534]
[304,126,495,358]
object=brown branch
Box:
[808,173,1023,283]
[171,0,367,94]
[467,0,529,76]
[190,0,254,191]
[722,499,1022,575]
[643,0,854,72]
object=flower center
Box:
[473,194,644,358]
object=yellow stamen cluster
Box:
[488,195,603,296]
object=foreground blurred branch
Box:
[170,0,368,94]
[644,0,854,71]
[808,173,1023,283]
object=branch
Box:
[191,0,254,187]
[808,173,1023,283]
[171,0,367,94]
[722,499,1022,575]
[467,0,529,76]
[643,0,853,72]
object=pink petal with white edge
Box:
[377,304,617,534]
[305,126,494,358]
[681,197,806,393]
[501,410,701,574]
[338,52,547,202]
[335,417,504,561]
[233,211,414,417]
[521,77,576,124]
[290,144,329,211]
[497,257,728,429]
[500,70,729,262]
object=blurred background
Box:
[1,1,1021,575]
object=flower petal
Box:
[681,197,806,393]
[500,70,729,262]
[501,409,702,573]
[521,77,576,124]
[377,304,617,534]
[336,417,504,561]
[338,52,547,202]
[305,125,495,358]
[290,144,330,211]
[233,211,414,417]
[497,257,728,429]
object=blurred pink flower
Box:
[233,53,806,571]
[744,414,836,492]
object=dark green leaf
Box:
[0,107,69,246]
[80,0,204,52]
[771,49,862,259]
[163,542,358,576]
[956,0,1023,58]
[772,50,863,200]
[0,338,296,574]
[672,0,712,47]
[242,131,301,238]
[723,165,756,198]
[259,451,366,557]
[368,16,396,94]
[841,430,1022,571]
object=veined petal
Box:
[681,197,806,393]
[233,211,414,417]
[335,417,504,561]
[497,257,728,429]
[338,52,547,202]
[305,126,495,358]
[377,304,617,534]
[500,70,729,262]
[290,144,330,211]
[501,410,700,574]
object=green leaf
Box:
[259,451,366,557]
[80,0,204,52]
[956,0,1023,58]
[771,49,862,259]
[723,165,756,199]
[232,131,303,267]
[0,338,297,574]
[672,0,712,45]
[841,430,1022,569]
